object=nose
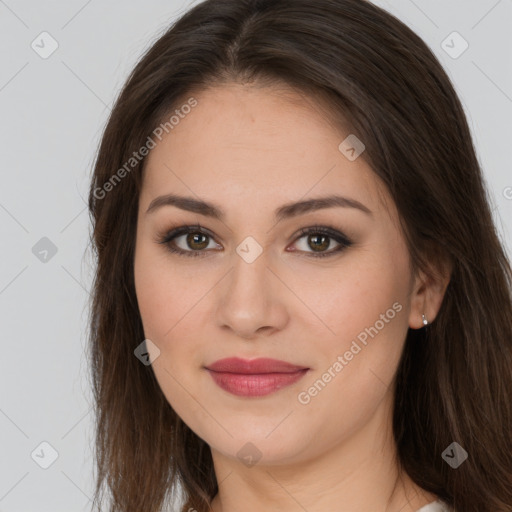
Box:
[214,246,289,341]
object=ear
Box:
[408,254,452,329]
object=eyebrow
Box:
[145,193,372,221]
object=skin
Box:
[133,82,451,512]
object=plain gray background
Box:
[1,0,511,510]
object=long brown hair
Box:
[87,1,512,511]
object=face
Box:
[133,82,423,467]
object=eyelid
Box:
[155,223,220,257]
[156,223,353,258]
[295,225,352,246]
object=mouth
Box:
[204,357,310,397]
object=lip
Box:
[206,357,308,374]
[205,357,310,397]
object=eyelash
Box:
[156,223,353,259]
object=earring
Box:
[422,314,428,326]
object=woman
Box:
[87,0,512,511]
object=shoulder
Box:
[416,500,453,512]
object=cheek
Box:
[283,242,411,354]
[134,246,209,430]
[134,237,197,341]
[133,251,166,340]
[288,266,410,457]
[133,239,210,385]
[287,240,411,410]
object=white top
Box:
[416,500,452,512]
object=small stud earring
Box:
[422,314,428,326]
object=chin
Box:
[199,420,321,468]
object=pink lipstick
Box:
[205,357,309,397]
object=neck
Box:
[208,389,437,512]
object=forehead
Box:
[140,83,390,218]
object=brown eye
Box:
[185,232,209,251]
[307,233,330,252]
[158,224,352,259]
[291,226,353,258]
[158,224,220,258]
